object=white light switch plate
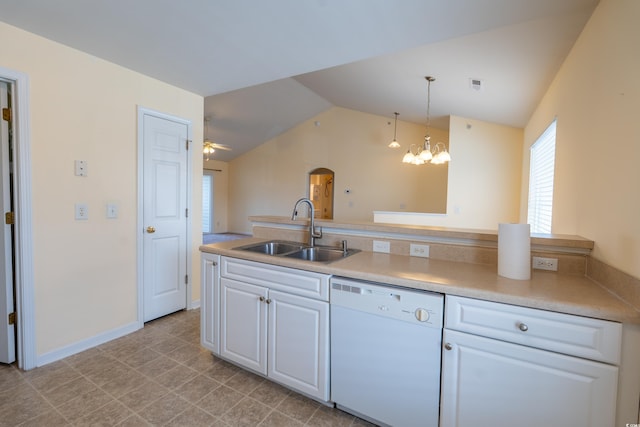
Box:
[373,240,390,253]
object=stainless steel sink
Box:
[234,240,359,263]
[284,247,359,263]
[234,240,306,255]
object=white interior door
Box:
[0,81,15,364]
[142,112,189,322]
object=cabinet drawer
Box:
[221,257,329,301]
[445,295,622,364]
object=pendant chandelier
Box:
[402,76,451,165]
[388,112,401,148]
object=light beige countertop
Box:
[201,237,639,324]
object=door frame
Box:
[136,107,193,327]
[0,66,36,370]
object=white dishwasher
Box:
[330,277,444,427]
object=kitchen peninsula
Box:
[200,216,640,426]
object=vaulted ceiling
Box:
[0,0,599,161]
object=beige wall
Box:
[376,115,523,230]
[0,22,203,356]
[228,107,449,234]
[521,0,640,279]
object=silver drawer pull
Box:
[444,343,452,351]
[259,296,265,302]
[518,322,529,332]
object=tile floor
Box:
[0,309,373,426]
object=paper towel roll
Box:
[498,223,531,280]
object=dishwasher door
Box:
[330,278,443,427]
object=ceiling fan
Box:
[203,140,231,161]
[203,116,231,160]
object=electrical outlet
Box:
[410,243,430,258]
[75,203,88,220]
[533,256,558,271]
[373,240,390,253]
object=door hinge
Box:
[184,275,188,285]
[185,208,189,218]
[186,139,191,150]
[8,312,15,325]
[2,108,10,122]
[4,212,14,225]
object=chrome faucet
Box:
[291,198,322,247]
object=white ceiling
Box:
[0,0,598,161]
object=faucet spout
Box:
[291,198,322,247]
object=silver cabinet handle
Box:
[444,343,452,351]
[265,299,272,304]
[259,296,265,302]
[518,322,529,332]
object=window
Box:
[527,120,556,234]
[202,172,214,233]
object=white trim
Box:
[189,299,201,310]
[37,321,140,367]
[0,66,35,370]
[136,107,193,324]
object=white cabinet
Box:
[441,295,622,427]
[200,252,219,353]
[216,256,330,401]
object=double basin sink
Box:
[234,240,359,263]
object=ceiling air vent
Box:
[469,78,483,91]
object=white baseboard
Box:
[36,321,141,367]
[189,299,201,310]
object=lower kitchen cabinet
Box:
[205,256,330,402]
[440,295,621,427]
[200,253,219,354]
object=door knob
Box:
[146,226,156,233]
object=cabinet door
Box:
[200,253,220,354]
[220,278,268,375]
[268,290,329,401]
[440,329,619,427]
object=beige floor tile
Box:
[100,369,150,398]
[136,354,180,378]
[276,392,321,424]
[115,413,152,426]
[163,404,219,427]
[121,347,163,369]
[307,405,355,427]
[260,410,304,427]
[117,380,170,413]
[173,374,221,402]
[40,376,98,408]
[225,369,265,395]
[74,400,133,427]
[196,385,244,417]
[154,363,199,390]
[0,382,54,425]
[136,392,191,425]
[15,409,70,427]
[220,396,272,427]
[56,388,114,422]
[203,358,240,383]
[248,379,291,407]
[25,362,81,394]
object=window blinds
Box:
[527,120,556,234]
